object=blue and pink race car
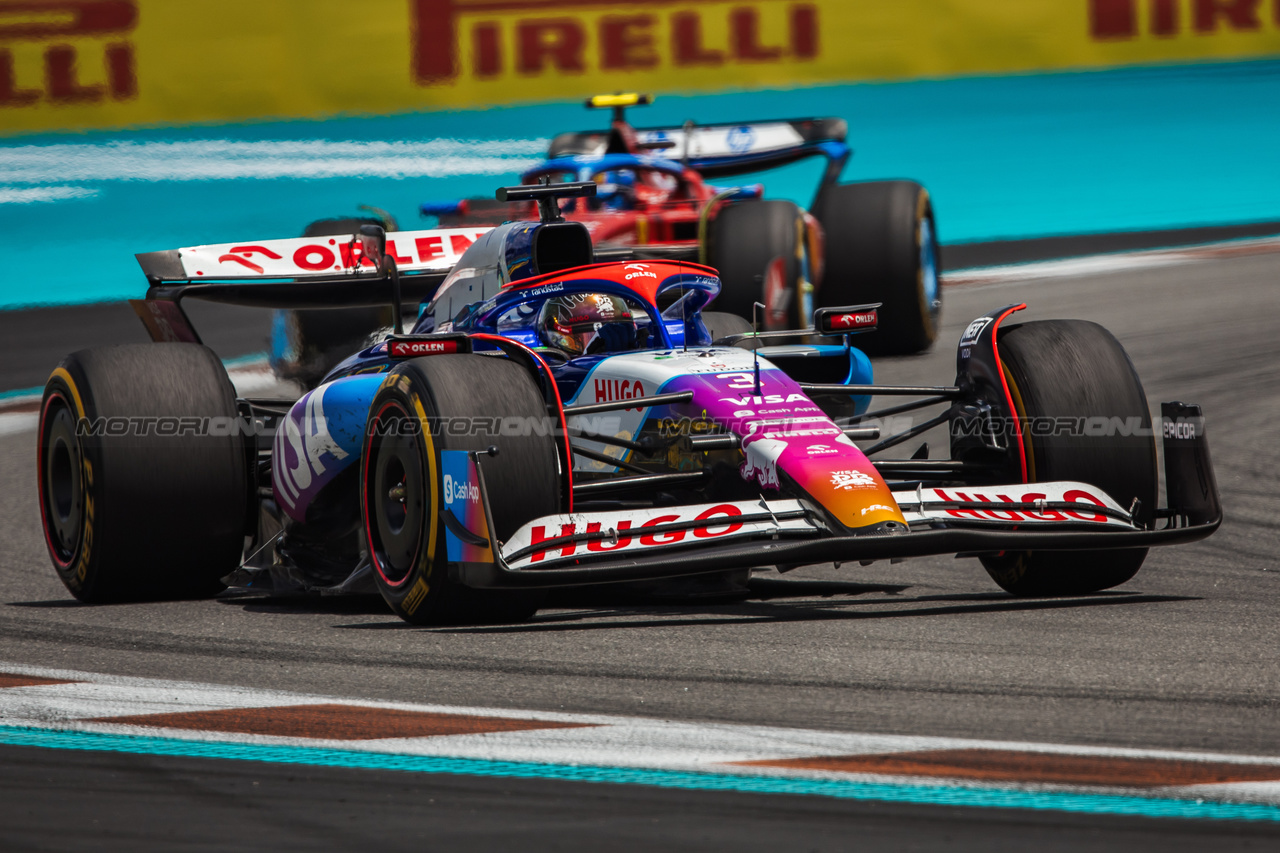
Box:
[38,181,1220,623]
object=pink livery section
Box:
[566,347,906,533]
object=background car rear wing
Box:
[131,225,494,344]
[548,118,850,180]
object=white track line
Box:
[2,662,1279,806]
[0,139,545,184]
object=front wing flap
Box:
[451,401,1222,590]
[455,481,1215,590]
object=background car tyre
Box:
[362,354,558,624]
[270,217,395,390]
[701,311,758,349]
[974,320,1158,596]
[706,200,811,331]
[814,181,939,355]
[37,343,249,602]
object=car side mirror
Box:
[814,303,881,335]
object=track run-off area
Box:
[0,243,1278,849]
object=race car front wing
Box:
[449,402,1220,590]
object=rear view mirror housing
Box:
[814,303,881,335]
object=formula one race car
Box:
[38,181,1219,624]
[275,94,939,388]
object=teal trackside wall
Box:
[1,59,1278,309]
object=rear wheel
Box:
[362,354,559,624]
[271,217,395,389]
[975,320,1157,595]
[706,201,812,331]
[38,344,249,602]
[814,181,939,355]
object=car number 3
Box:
[717,373,755,389]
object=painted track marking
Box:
[1,663,1279,821]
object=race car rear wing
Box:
[131,224,495,343]
[136,224,493,285]
[548,118,850,180]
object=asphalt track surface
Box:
[1,249,1279,849]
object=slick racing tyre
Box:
[701,311,758,349]
[270,217,395,390]
[975,320,1158,596]
[37,344,249,602]
[814,181,939,355]
[706,200,813,332]
[361,354,558,624]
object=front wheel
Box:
[361,354,559,624]
[970,320,1158,596]
[814,181,939,355]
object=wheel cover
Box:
[919,216,940,316]
[367,402,427,586]
[39,395,83,568]
[796,216,815,324]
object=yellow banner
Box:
[3,0,1279,135]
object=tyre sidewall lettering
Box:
[366,375,442,617]
[914,189,938,339]
[39,374,95,590]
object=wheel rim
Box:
[762,256,789,330]
[40,396,83,567]
[919,216,940,316]
[367,402,427,586]
[797,218,815,325]
[921,216,942,315]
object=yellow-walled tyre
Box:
[37,344,249,602]
[361,354,558,624]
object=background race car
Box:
[275,94,940,387]
[37,182,1218,625]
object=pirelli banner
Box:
[3,0,1280,134]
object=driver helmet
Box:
[538,293,640,356]
[596,169,636,210]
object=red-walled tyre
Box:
[973,320,1158,595]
